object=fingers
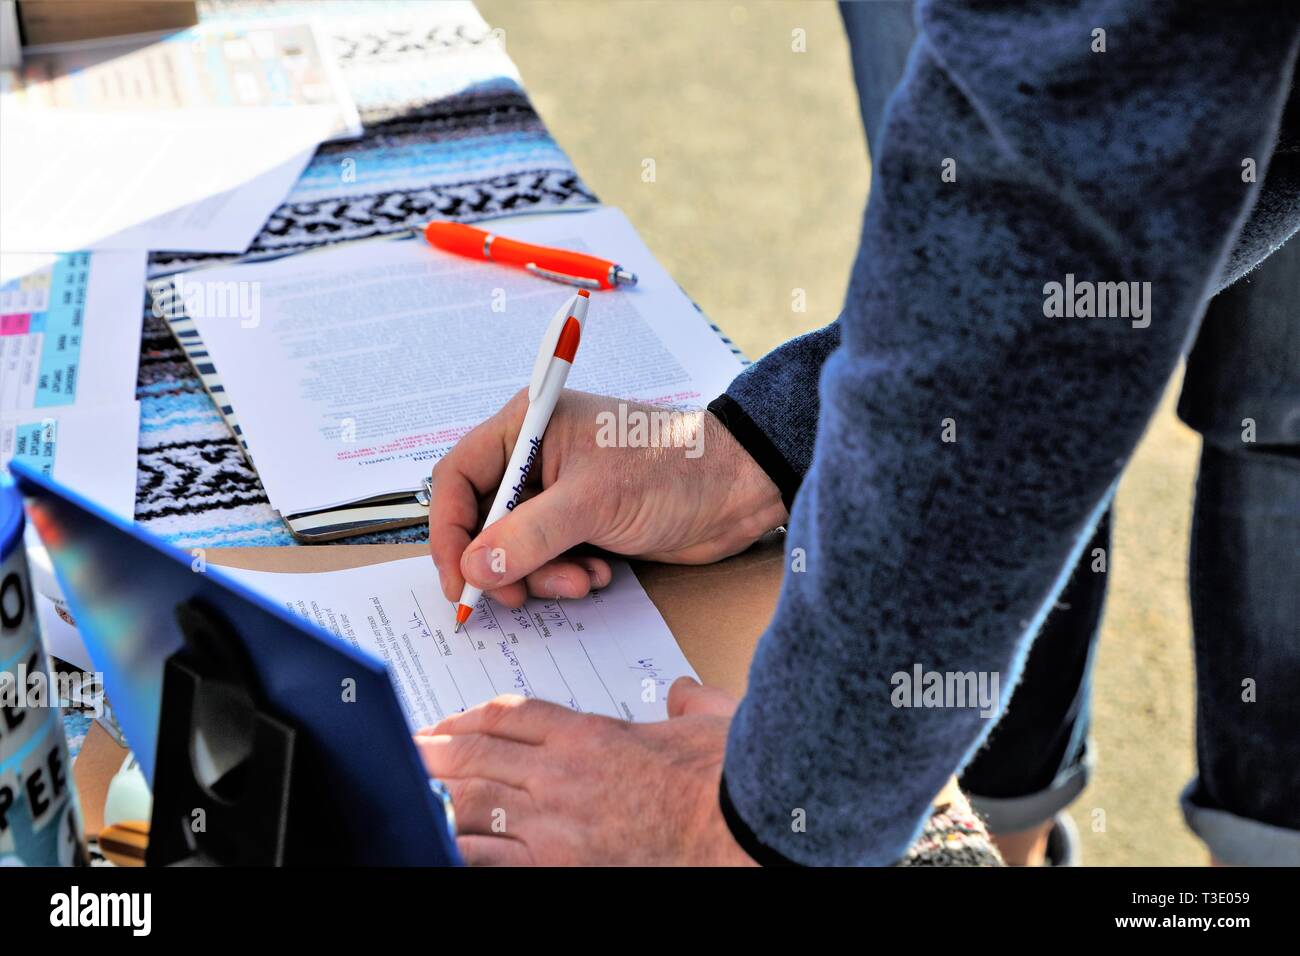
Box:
[456,834,533,866]
[413,732,539,788]
[537,555,612,594]
[459,484,590,592]
[430,519,472,602]
[428,392,528,601]
[441,777,532,835]
[480,554,612,608]
[666,677,739,719]
[430,694,581,744]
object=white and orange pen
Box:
[452,289,590,632]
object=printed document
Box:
[181,207,746,516]
[0,251,146,414]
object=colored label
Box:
[0,315,31,336]
[9,420,57,478]
[33,254,90,408]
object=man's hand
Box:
[428,389,787,607]
[414,678,756,865]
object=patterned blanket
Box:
[136,0,597,549]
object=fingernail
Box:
[463,546,501,586]
[542,575,565,596]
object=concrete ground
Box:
[480,0,1205,865]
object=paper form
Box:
[0,251,146,414]
[181,207,746,516]
[222,556,699,727]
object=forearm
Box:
[723,0,1300,865]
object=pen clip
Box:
[525,262,601,290]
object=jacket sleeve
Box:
[719,0,1300,866]
[708,323,841,511]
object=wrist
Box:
[703,409,789,538]
[705,394,802,513]
[687,762,760,866]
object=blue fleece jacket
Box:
[712,1,1300,866]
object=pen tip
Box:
[453,603,473,631]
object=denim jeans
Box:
[841,0,1300,863]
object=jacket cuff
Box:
[707,393,803,512]
[718,772,801,867]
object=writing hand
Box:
[427,389,786,608]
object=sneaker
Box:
[1044,812,1081,867]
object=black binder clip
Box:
[147,598,310,866]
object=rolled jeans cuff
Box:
[1181,780,1300,866]
[965,755,1090,834]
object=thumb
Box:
[461,483,588,590]
[667,677,738,719]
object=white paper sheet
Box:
[0,107,332,252]
[181,207,746,515]
[80,147,315,254]
[0,19,358,253]
[222,556,698,728]
[0,250,146,414]
[1,401,140,520]
[35,589,88,672]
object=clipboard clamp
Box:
[282,477,435,542]
[415,475,434,507]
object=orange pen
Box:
[423,220,638,290]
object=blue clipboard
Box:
[9,460,460,866]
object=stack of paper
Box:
[2,18,364,663]
[2,18,363,506]
[1,19,359,253]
